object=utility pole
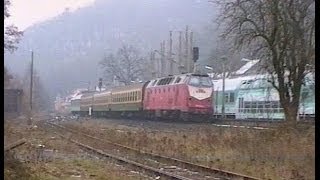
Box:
[185,26,189,73]
[28,50,34,125]
[160,42,163,76]
[150,50,156,78]
[221,58,227,119]
[178,31,183,73]
[169,31,173,75]
[189,31,193,73]
[161,41,166,76]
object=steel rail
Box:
[46,121,260,180]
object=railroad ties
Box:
[41,120,260,180]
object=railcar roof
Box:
[94,91,111,97]
[70,94,83,101]
[212,74,266,91]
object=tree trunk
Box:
[283,104,298,126]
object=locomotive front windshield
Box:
[188,76,212,87]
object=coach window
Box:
[126,93,129,102]
[251,102,257,113]
[258,102,264,113]
[229,93,235,103]
[224,93,229,103]
[244,102,250,113]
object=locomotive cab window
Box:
[188,76,212,87]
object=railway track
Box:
[40,119,260,180]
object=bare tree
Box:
[212,0,315,124]
[100,44,146,85]
[4,67,13,88]
[22,66,50,113]
[4,0,23,53]
[4,0,23,89]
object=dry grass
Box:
[4,117,148,180]
[67,120,315,180]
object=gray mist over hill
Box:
[4,0,221,100]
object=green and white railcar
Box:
[212,75,265,118]
[235,78,285,120]
[235,74,315,120]
[299,74,315,119]
[213,73,315,121]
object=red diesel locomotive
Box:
[143,73,213,120]
[75,73,214,121]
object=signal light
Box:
[193,47,199,62]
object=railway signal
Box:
[98,78,102,91]
[193,47,199,62]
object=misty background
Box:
[4,0,245,106]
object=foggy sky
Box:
[7,0,95,30]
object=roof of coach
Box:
[94,90,111,97]
[81,93,94,98]
[111,83,145,93]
